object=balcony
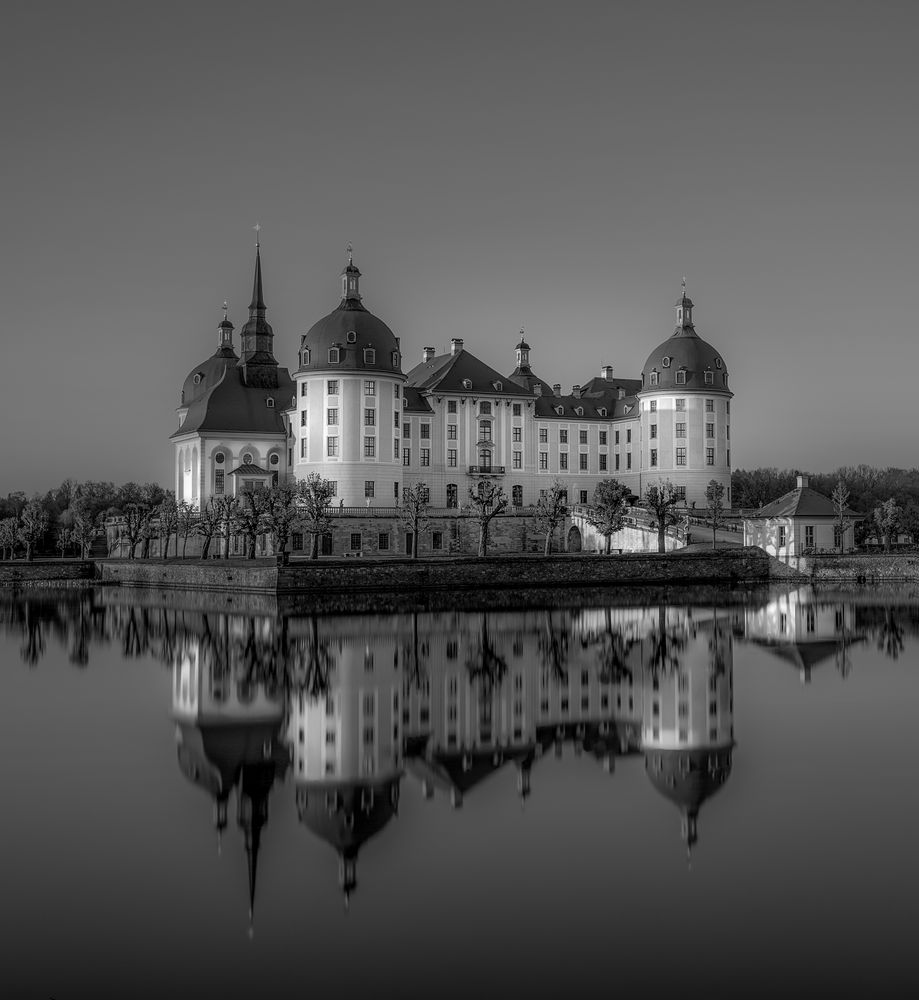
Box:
[468,465,505,475]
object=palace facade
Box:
[172,245,734,518]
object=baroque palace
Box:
[172,243,733,554]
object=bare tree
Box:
[214,495,240,559]
[831,480,852,553]
[157,496,179,559]
[587,479,630,554]
[121,504,146,559]
[704,480,726,550]
[0,517,17,559]
[873,497,902,552]
[643,480,683,553]
[300,473,336,559]
[262,483,303,565]
[17,498,49,562]
[534,481,568,555]
[235,488,271,559]
[177,501,196,558]
[399,483,430,560]
[70,501,96,559]
[465,481,508,557]
[196,500,221,560]
[56,526,71,559]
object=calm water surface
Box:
[2,584,918,998]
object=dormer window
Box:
[347,331,357,344]
[723,373,728,385]
[649,371,659,386]
[575,406,584,416]
[618,388,625,399]
[363,348,376,364]
[193,373,203,385]
[328,347,340,363]
[301,347,311,366]
[715,358,723,369]
[266,397,275,408]
[623,404,633,415]
[704,370,714,384]
[392,351,399,367]
[462,379,472,390]
[492,381,502,391]
[598,407,607,417]
[554,405,564,416]
[675,370,687,385]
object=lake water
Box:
[2,583,918,997]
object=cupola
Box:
[341,242,361,302]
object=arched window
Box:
[675,370,686,385]
[650,372,659,386]
[392,351,400,367]
[512,485,523,507]
[266,397,275,407]
[446,483,458,508]
[301,348,311,366]
[269,454,279,466]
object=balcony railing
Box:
[468,465,505,475]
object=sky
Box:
[1,0,917,495]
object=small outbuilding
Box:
[742,475,859,560]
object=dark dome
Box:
[180,346,238,408]
[295,776,400,856]
[298,302,402,376]
[644,747,733,814]
[641,329,729,392]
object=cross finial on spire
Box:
[253,223,261,248]
[346,241,353,265]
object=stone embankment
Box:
[99,547,804,596]
[0,560,97,587]
[794,552,919,584]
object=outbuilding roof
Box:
[751,486,860,520]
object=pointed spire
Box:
[249,238,266,314]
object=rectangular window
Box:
[448,400,457,413]
[726,425,730,440]
[378,532,389,551]
[215,470,225,494]
[421,424,431,439]
[327,437,339,456]
[393,439,399,458]
[650,400,657,412]
[350,533,361,550]
[676,447,687,466]
[615,454,620,471]
[513,427,522,442]
[706,447,715,466]
[364,436,375,457]
[676,422,686,438]
[579,490,588,504]
[364,481,374,498]
[650,423,657,439]
[675,486,686,502]
[805,525,814,548]
[778,525,787,547]
[300,438,307,459]
[599,431,607,445]
[328,348,340,364]
[539,428,548,443]
[627,452,632,469]
[599,454,607,471]
[394,411,400,428]
[403,422,410,438]
[706,398,714,412]
[676,398,686,411]
[513,403,521,416]
[704,371,714,384]
[615,431,620,445]
[726,401,730,414]
[328,482,337,496]
[579,429,588,444]
[559,453,568,470]
[539,452,548,470]
[650,449,657,467]
[402,448,410,466]
[327,380,339,395]
[513,451,522,469]
[448,449,457,467]
[727,449,731,466]
[364,379,376,396]
[421,448,430,466]
[432,531,443,551]
[706,422,714,438]
[676,370,686,385]
[448,424,457,440]
[301,382,308,397]
[301,410,307,426]
[559,430,568,444]
[579,453,588,470]
[327,408,338,425]
[364,408,375,426]
[394,385,399,398]
[626,429,632,443]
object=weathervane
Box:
[222,300,229,321]
[253,222,261,248]
[681,275,687,297]
[346,241,353,265]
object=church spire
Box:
[249,226,266,315]
[238,229,279,387]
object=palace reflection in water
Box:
[6,584,918,939]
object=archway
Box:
[566,525,582,552]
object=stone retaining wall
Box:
[793,552,919,583]
[0,561,97,587]
[99,547,803,595]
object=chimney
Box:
[618,387,625,399]
[533,385,542,396]
[422,346,435,362]
[451,338,464,356]
[552,383,561,396]
[797,474,809,489]
[600,365,614,380]
[571,384,581,397]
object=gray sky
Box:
[2,0,917,494]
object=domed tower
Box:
[293,246,406,506]
[638,283,733,507]
[639,607,735,857]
